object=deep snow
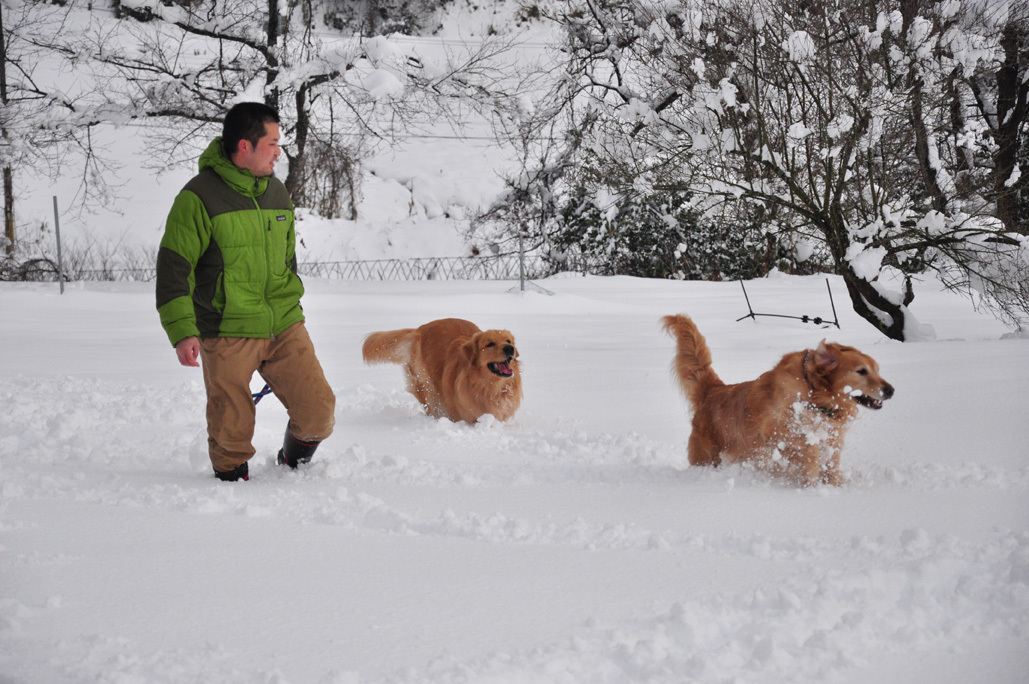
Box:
[1,273,1027,683]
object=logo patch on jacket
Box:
[276,215,287,221]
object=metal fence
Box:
[4,254,606,283]
[1,257,155,282]
[297,255,603,281]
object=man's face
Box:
[234,122,281,177]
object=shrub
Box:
[551,188,782,280]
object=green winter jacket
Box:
[156,137,305,346]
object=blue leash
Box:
[252,384,273,404]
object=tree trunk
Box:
[823,211,909,341]
[284,83,309,200]
[265,0,279,110]
[2,166,12,256]
[902,0,949,214]
[1,4,13,255]
[992,20,1028,234]
[840,269,908,341]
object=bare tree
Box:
[0,0,124,254]
[473,68,595,259]
[55,0,520,215]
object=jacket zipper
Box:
[252,179,274,338]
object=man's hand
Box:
[175,337,201,367]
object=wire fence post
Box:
[52,196,65,294]
[505,225,555,296]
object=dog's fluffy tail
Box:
[362,329,415,365]
[661,314,724,407]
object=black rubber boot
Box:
[277,429,320,469]
[214,462,249,482]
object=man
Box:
[156,102,335,481]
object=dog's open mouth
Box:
[852,393,884,410]
[488,361,515,377]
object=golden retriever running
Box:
[662,314,894,486]
[362,318,522,424]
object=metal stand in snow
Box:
[736,278,840,328]
[506,228,554,296]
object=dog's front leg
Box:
[820,434,846,486]
[790,411,842,487]
[792,444,823,487]
[821,459,844,486]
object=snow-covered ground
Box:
[2,272,1027,683]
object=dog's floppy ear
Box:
[812,340,839,372]
[462,335,479,363]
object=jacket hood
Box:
[199,137,269,197]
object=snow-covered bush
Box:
[552,187,788,280]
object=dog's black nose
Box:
[503,344,515,357]
[882,384,895,400]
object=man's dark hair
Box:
[222,102,280,157]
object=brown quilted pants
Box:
[199,322,335,473]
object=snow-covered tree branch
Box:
[522,0,1027,339]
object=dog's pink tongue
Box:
[496,362,512,375]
